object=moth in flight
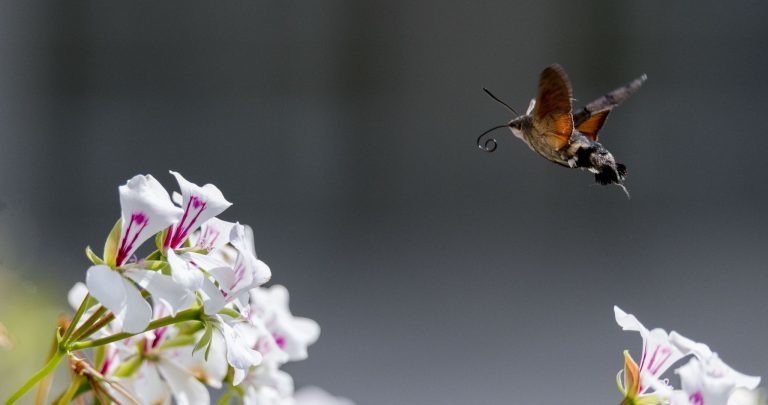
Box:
[478,64,646,196]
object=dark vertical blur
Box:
[1,1,767,403]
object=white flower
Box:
[242,364,294,404]
[164,171,232,250]
[615,306,687,396]
[214,314,263,385]
[116,174,183,266]
[247,285,319,364]
[669,333,761,405]
[85,264,196,333]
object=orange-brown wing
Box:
[533,64,574,150]
[576,110,610,141]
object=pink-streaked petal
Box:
[117,175,183,266]
[183,251,230,272]
[614,306,685,394]
[167,171,232,249]
[190,218,236,251]
[156,358,210,405]
[124,269,195,316]
[166,249,204,290]
[86,265,151,333]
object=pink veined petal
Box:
[190,218,236,251]
[156,358,210,405]
[86,265,151,333]
[183,252,230,272]
[614,306,686,394]
[123,269,195,316]
[167,171,232,249]
[166,249,204,290]
[117,174,183,266]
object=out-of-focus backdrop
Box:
[1,1,767,403]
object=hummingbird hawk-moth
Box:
[478,64,646,196]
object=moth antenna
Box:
[483,88,520,116]
[476,124,509,153]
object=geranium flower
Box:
[668,333,761,405]
[246,285,320,364]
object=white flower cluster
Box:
[61,172,351,404]
[615,306,764,405]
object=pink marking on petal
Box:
[646,346,672,375]
[169,196,208,248]
[99,347,118,375]
[689,391,704,405]
[272,333,286,349]
[116,212,150,265]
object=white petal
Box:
[67,282,89,310]
[167,249,204,290]
[727,388,766,405]
[86,265,151,333]
[183,251,230,272]
[614,305,648,335]
[167,171,232,248]
[178,331,228,389]
[200,277,226,315]
[191,218,236,251]
[124,269,195,316]
[119,363,171,405]
[118,174,183,265]
[614,306,685,393]
[219,319,262,384]
[156,358,210,405]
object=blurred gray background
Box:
[1,1,767,403]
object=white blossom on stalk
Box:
[215,313,263,385]
[116,174,183,266]
[247,285,320,363]
[242,364,295,404]
[164,171,232,250]
[668,333,761,405]
[615,306,687,396]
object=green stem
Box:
[5,350,66,405]
[61,294,91,343]
[55,376,84,405]
[69,306,107,343]
[72,311,113,342]
[69,308,202,351]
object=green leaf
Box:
[141,260,167,271]
[155,228,168,250]
[85,246,105,265]
[103,219,122,268]
[192,323,214,360]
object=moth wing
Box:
[576,110,610,141]
[533,64,574,150]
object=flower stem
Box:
[68,306,108,343]
[69,308,202,351]
[5,350,66,405]
[61,294,91,343]
[55,375,84,405]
